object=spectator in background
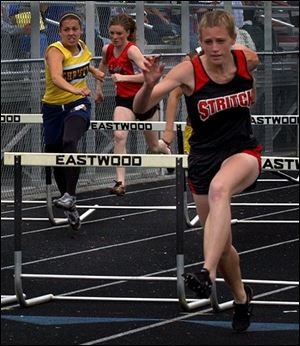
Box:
[242,8,264,51]
[1,4,31,59]
[242,5,280,52]
[236,24,256,50]
[231,0,244,28]
[213,1,244,27]
[1,4,31,37]
[8,4,48,57]
[143,10,163,45]
[144,5,181,44]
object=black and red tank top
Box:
[105,42,143,97]
[185,49,258,153]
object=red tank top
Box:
[105,42,143,97]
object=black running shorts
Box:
[187,144,262,195]
[115,95,158,120]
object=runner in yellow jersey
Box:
[42,12,104,230]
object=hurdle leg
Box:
[14,156,53,307]
[1,294,26,306]
[45,167,68,225]
[175,124,198,227]
[175,157,213,311]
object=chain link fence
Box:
[1,1,299,200]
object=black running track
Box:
[1,172,299,345]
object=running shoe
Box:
[183,268,212,298]
[64,207,81,231]
[110,180,125,196]
[232,285,253,332]
[53,192,76,210]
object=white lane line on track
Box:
[1,183,298,216]
[1,204,298,241]
[1,228,298,271]
[51,238,299,299]
[1,184,175,215]
[2,246,298,313]
[1,209,157,240]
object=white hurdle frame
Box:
[2,152,299,310]
[2,114,299,225]
[2,154,298,225]
[1,203,299,223]
[2,115,299,308]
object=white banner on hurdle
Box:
[3,152,300,171]
[1,114,299,129]
[3,152,188,168]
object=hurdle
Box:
[2,115,299,308]
[2,114,298,226]
[3,152,299,311]
[3,152,212,309]
[1,116,186,225]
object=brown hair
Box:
[198,10,236,41]
[59,12,82,29]
[109,13,137,42]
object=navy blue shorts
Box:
[42,98,91,145]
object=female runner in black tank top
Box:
[134,10,262,332]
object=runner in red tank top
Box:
[95,13,171,195]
